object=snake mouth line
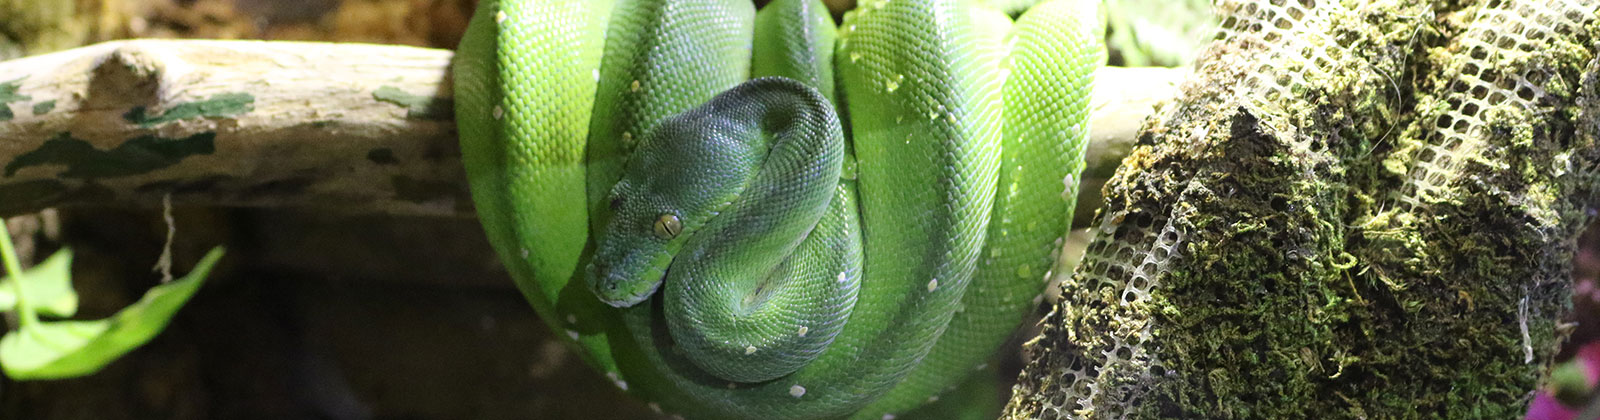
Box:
[588,257,669,308]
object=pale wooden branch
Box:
[0,39,462,216]
[0,39,1183,218]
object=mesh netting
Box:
[1401,0,1595,212]
[1005,0,1598,418]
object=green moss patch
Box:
[373,86,453,120]
[123,93,254,127]
[0,77,31,122]
[4,132,216,178]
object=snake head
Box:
[587,228,668,307]
[586,101,766,308]
[587,179,683,307]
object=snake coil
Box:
[454,0,1104,418]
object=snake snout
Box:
[586,258,661,308]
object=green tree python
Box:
[453,0,1104,418]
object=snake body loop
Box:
[591,78,859,384]
[455,0,1104,418]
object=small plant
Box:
[0,226,222,380]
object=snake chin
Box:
[587,260,665,308]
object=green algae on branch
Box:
[4,132,216,179]
[122,92,254,127]
[373,86,453,120]
[1004,0,1598,418]
[30,100,53,115]
[0,77,31,122]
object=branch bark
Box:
[0,39,1181,218]
[0,40,461,216]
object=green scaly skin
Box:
[454,0,1105,418]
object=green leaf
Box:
[0,248,79,317]
[0,247,224,380]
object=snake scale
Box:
[454,0,1103,418]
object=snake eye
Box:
[653,214,682,240]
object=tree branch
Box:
[0,39,1181,218]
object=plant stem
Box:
[0,220,21,279]
[0,218,39,328]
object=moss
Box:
[1005,1,1595,418]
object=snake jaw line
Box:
[586,252,666,308]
